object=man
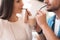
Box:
[36,0,60,40]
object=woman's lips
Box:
[21,8,27,10]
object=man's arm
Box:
[40,23,59,40]
[36,10,60,40]
[35,24,46,40]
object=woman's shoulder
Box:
[0,19,8,26]
[0,19,3,24]
[0,19,4,27]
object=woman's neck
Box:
[8,13,18,22]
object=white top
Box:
[0,13,32,40]
[54,18,60,36]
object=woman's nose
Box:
[22,2,24,6]
[22,1,24,6]
[19,2,24,7]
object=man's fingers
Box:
[36,10,46,17]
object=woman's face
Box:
[13,0,24,13]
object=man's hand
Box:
[35,10,59,40]
[35,10,47,29]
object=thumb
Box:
[26,9,32,16]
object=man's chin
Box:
[47,8,54,12]
[47,9,53,12]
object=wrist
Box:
[37,29,43,34]
[39,23,48,30]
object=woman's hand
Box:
[24,9,32,23]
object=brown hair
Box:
[0,0,14,20]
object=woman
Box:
[0,0,32,40]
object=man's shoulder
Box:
[47,15,56,28]
[47,15,56,22]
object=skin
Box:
[8,0,31,22]
[36,0,60,40]
[8,0,24,22]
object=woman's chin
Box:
[20,10,22,13]
[17,10,22,13]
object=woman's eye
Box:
[16,0,20,3]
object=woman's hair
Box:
[38,0,44,2]
[0,0,14,20]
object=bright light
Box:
[23,0,31,9]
